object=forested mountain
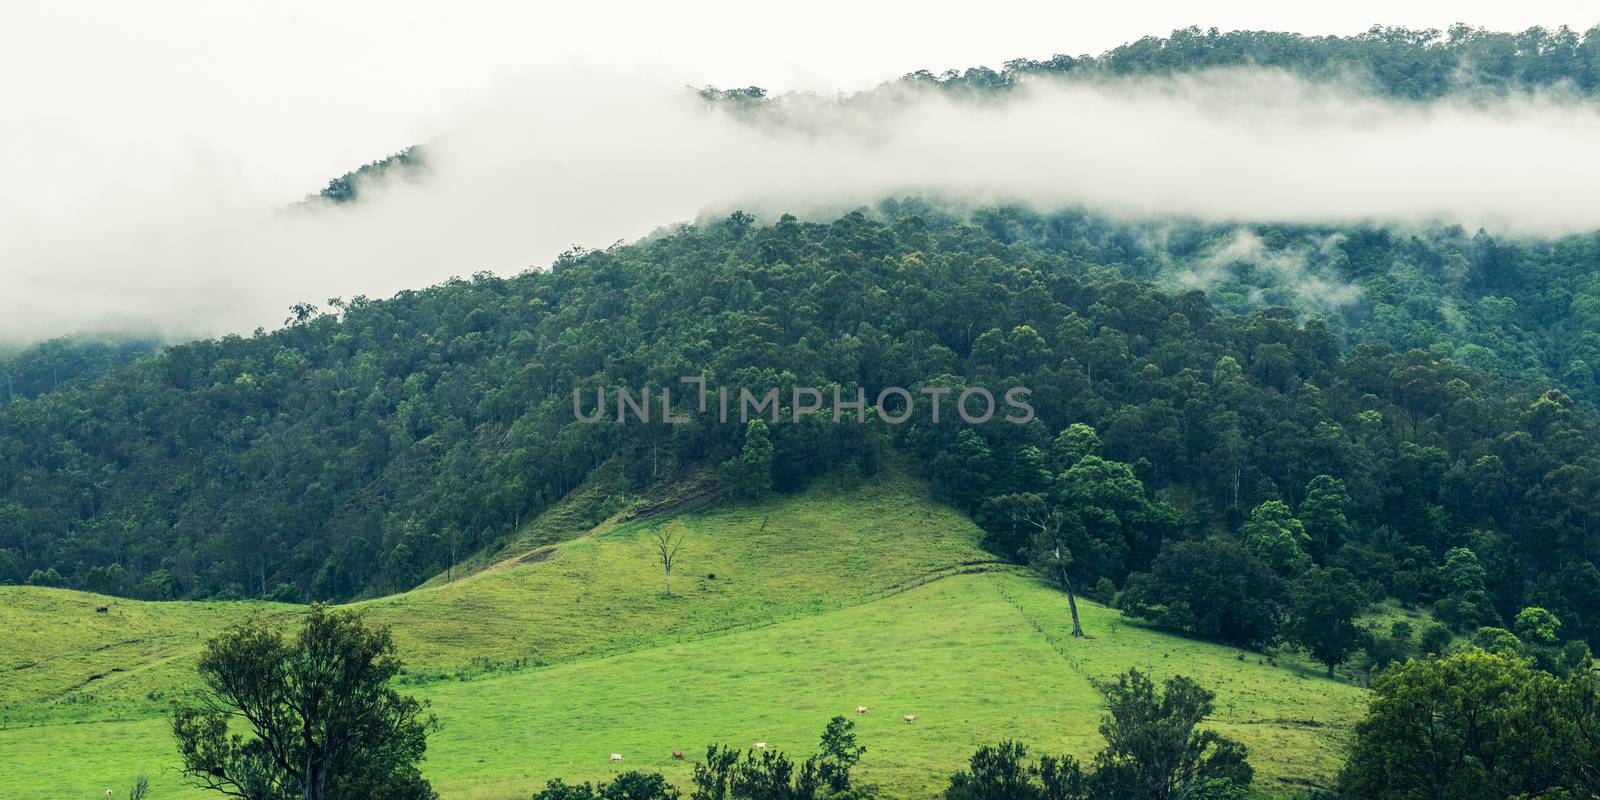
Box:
[2,206,1600,666]
[970,209,1600,407]
[7,27,1600,672]
[0,336,160,403]
[338,27,1600,409]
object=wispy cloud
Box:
[1174,230,1361,310]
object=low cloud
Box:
[3,68,1600,344]
[1174,230,1361,311]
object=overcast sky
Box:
[3,1,1600,344]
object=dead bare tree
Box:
[653,528,686,596]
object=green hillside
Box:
[0,470,989,711]
[0,473,1364,799]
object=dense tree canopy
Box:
[0,336,158,402]
[1340,649,1600,799]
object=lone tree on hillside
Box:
[171,604,438,800]
[654,528,686,597]
[1285,567,1366,677]
[991,492,1085,637]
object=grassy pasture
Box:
[0,473,1365,799]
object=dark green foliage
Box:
[692,746,741,800]
[1434,547,1502,632]
[1285,568,1366,676]
[707,27,1600,109]
[1297,475,1352,564]
[1471,626,1523,654]
[987,439,1178,637]
[0,336,158,403]
[532,773,681,800]
[1241,500,1311,576]
[688,718,874,800]
[605,772,683,800]
[1089,670,1251,800]
[944,671,1248,800]
[1054,456,1180,583]
[532,778,601,800]
[1361,622,1412,675]
[1559,663,1600,798]
[933,430,995,512]
[814,716,867,795]
[944,741,1079,800]
[732,749,797,800]
[723,419,775,500]
[1339,649,1600,799]
[1119,538,1283,648]
[1419,622,1454,655]
[171,605,438,800]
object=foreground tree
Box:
[813,715,868,795]
[532,772,680,800]
[1339,648,1562,800]
[943,740,1085,800]
[1089,670,1251,800]
[171,605,438,800]
[1559,660,1600,798]
[945,670,1248,800]
[690,716,875,800]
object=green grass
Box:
[0,591,295,711]
[1,471,992,715]
[0,472,1369,799]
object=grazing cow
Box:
[903,714,917,723]
[754,742,767,750]
[610,753,624,762]
[855,706,868,714]
[672,751,685,760]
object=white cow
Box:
[754,742,768,750]
[903,714,917,723]
[855,705,868,714]
[610,753,624,762]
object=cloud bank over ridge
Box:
[3,68,1600,343]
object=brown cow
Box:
[672,751,685,760]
